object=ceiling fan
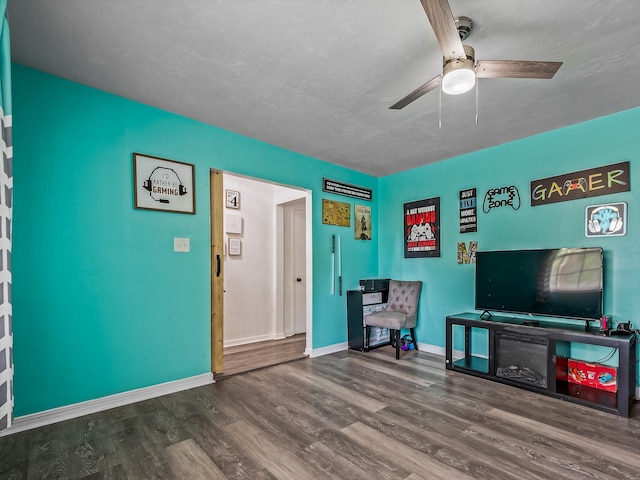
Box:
[390,0,562,109]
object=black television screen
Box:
[475,248,603,320]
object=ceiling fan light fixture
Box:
[442,57,476,95]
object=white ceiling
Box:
[8,1,640,176]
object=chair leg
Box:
[395,329,401,359]
[410,327,418,351]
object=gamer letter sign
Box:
[530,161,630,207]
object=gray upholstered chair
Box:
[364,280,422,359]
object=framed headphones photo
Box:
[585,201,627,237]
[133,153,195,214]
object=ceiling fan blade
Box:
[475,60,563,79]
[419,0,465,60]
[389,75,442,110]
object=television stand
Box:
[445,312,636,417]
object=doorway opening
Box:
[210,171,312,378]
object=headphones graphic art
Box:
[143,167,187,204]
[588,205,623,234]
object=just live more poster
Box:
[404,197,440,258]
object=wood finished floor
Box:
[1,347,639,479]
[218,334,307,379]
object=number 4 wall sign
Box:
[226,189,240,209]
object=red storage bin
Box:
[568,359,617,392]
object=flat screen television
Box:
[475,247,603,321]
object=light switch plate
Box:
[174,237,190,252]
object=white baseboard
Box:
[224,333,282,348]
[308,341,443,358]
[416,342,445,356]
[308,341,348,358]
[0,372,214,437]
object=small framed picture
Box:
[228,237,242,256]
[322,199,350,226]
[354,204,371,240]
[134,153,195,214]
[226,190,240,209]
[585,202,627,237]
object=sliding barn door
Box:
[210,170,224,373]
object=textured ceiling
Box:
[8,0,640,176]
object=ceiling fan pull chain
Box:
[475,79,479,125]
[439,82,442,129]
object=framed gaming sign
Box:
[133,153,196,214]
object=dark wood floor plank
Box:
[0,429,28,479]
[178,410,275,480]
[165,438,228,480]
[222,419,335,479]
[462,419,638,480]
[99,463,130,480]
[314,429,410,480]
[486,408,640,475]
[276,362,389,412]
[304,354,448,411]
[211,376,320,452]
[359,347,448,379]
[342,421,476,480]
[246,366,386,435]
[352,402,539,480]
[299,441,380,480]
[109,414,175,479]
[343,355,436,388]
[25,418,94,480]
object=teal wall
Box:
[379,107,640,369]
[13,63,640,416]
[12,65,379,416]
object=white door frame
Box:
[276,195,313,356]
[219,172,313,357]
[281,198,307,337]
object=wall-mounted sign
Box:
[322,178,372,201]
[133,153,195,214]
[531,161,630,207]
[354,204,371,240]
[457,241,477,264]
[322,199,351,226]
[459,188,477,233]
[404,197,440,258]
[482,186,520,213]
[228,237,242,256]
[226,189,240,209]
[586,202,627,237]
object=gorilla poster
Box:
[404,197,440,258]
